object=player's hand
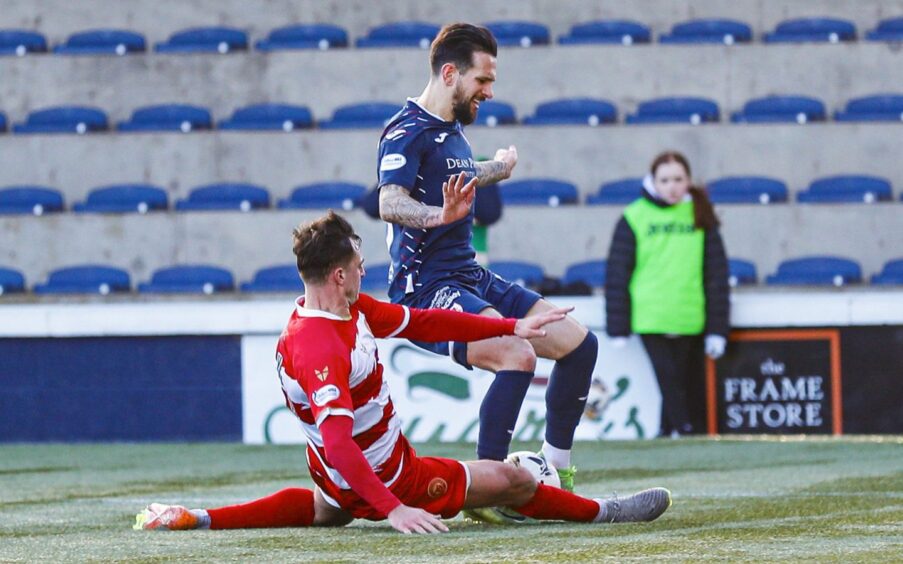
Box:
[493,145,518,180]
[514,306,574,339]
[387,504,449,534]
[440,172,477,225]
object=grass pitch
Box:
[1,437,901,562]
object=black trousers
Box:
[640,334,707,435]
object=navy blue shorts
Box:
[399,266,542,368]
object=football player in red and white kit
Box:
[135,175,671,534]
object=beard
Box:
[451,84,479,125]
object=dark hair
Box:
[650,151,720,230]
[430,23,497,76]
[292,210,362,284]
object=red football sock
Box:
[208,487,315,529]
[511,484,600,522]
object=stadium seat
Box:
[499,178,578,206]
[585,178,643,205]
[355,22,439,49]
[175,182,270,211]
[318,102,400,129]
[117,104,213,133]
[731,95,826,124]
[33,264,131,295]
[558,20,651,45]
[796,175,892,204]
[523,98,617,126]
[13,106,108,134]
[277,182,367,210]
[155,27,248,53]
[0,267,26,295]
[360,262,390,292]
[53,29,146,55]
[240,264,305,293]
[72,184,168,214]
[834,94,903,122]
[728,258,758,287]
[626,97,720,125]
[489,261,545,287]
[0,111,6,132]
[707,176,789,204]
[0,186,64,215]
[483,21,550,47]
[659,19,753,44]
[218,103,314,131]
[255,23,348,51]
[866,17,903,41]
[138,265,235,294]
[871,258,903,285]
[765,256,862,286]
[562,260,607,288]
[0,30,48,55]
[473,100,517,127]
[763,18,856,43]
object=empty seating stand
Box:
[796,175,892,203]
[766,256,862,286]
[72,184,168,213]
[473,100,517,127]
[255,24,348,51]
[118,104,212,132]
[866,17,903,41]
[138,265,235,294]
[489,261,545,287]
[360,263,390,292]
[499,178,578,206]
[728,258,758,287]
[155,27,248,53]
[763,18,856,43]
[523,98,616,126]
[558,20,651,45]
[585,178,643,205]
[563,260,607,288]
[14,106,108,134]
[33,265,131,294]
[731,96,826,124]
[0,186,64,215]
[53,29,146,55]
[659,19,752,45]
[218,103,313,131]
[240,265,305,293]
[277,182,366,210]
[318,102,400,129]
[483,21,550,47]
[0,267,26,295]
[0,30,48,55]
[356,22,439,49]
[176,182,270,211]
[706,176,789,204]
[834,94,903,122]
[626,97,719,125]
[871,259,903,285]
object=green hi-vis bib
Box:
[624,198,705,334]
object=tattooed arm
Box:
[379,173,477,229]
[474,145,518,186]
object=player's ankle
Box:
[191,509,211,529]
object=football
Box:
[504,450,561,489]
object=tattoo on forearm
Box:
[474,160,508,186]
[379,184,444,229]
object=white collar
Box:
[294,296,350,321]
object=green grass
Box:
[1,437,901,562]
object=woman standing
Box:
[605,151,730,437]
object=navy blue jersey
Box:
[377,99,480,302]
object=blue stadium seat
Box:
[118,104,213,133]
[866,17,903,41]
[834,94,903,122]
[0,111,6,132]
[766,256,862,286]
[155,27,248,53]
[53,29,146,55]
[499,178,578,206]
[277,182,367,210]
[318,102,400,129]
[33,264,131,295]
[563,260,607,288]
[255,23,348,51]
[626,97,720,125]
[707,176,789,204]
[871,258,903,285]
[585,178,643,205]
[240,264,305,293]
[0,30,48,55]
[490,261,545,287]
[483,21,550,47]
[355,22,439,49]
[72,184,168,214]
[218,103,314,131]
[473,100,517,127]
[0,186,64,215]
[558,20,651,45]
[728,258,758,287]
[13,106,108,134]
[731,95,826,124]
[523,98,617,126]
[763,18,856,43]
[796,175,892,204]
[176,182,270,211]
[138,265,235,294]
[360,263,391,292]
[660,19,753,44]
[0,267,26,295]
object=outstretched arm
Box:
[379,173,477,228]
[474,145,518,186]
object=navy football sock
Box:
[476,370,534,460]
[545,332,598,450]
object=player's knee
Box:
[506,465,538,506]
[499,337,537,372]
